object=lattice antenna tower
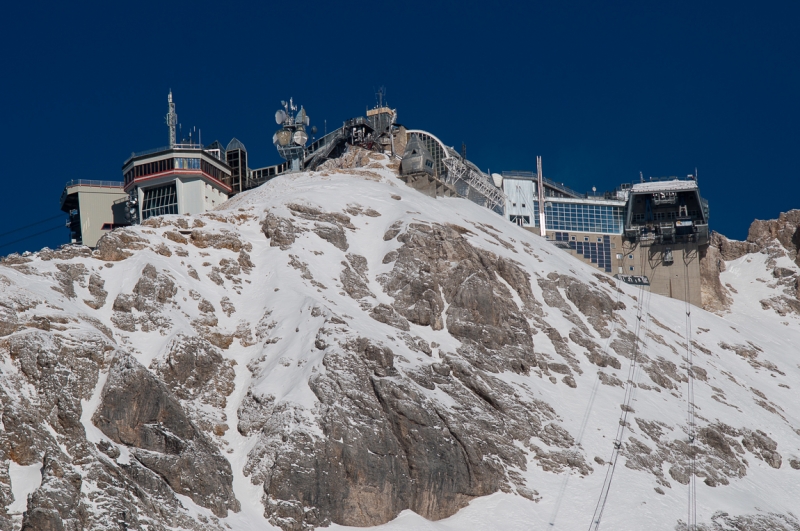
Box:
[376,86,386,108]
[166,90,178,148]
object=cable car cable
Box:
[0,214,64,240]
[0,225,65,251]
[588,245,652,530]
[549,276,624,528]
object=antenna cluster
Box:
[273,98,316,172]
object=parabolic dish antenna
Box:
[491,173,503,187]
[275,110,287,124]
[293,130,308,145]
[275,129,292,146]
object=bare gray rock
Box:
[83,272,108,309]
[94,229,148,261]
[111,263,176,332]
[261,212,304,249]
[93,353,240,517]
[369,303,410,331]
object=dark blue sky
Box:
[1,1,797,254]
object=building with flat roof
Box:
[59,180,129,247]
[121,92,233,223]
[501,169,709,306]
[122,142,232,222]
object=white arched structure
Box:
[405,129,451,178]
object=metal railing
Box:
[64,179,124,188]
[501,170,583,198]
[125,143,205,163]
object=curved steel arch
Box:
[405,129,452,177]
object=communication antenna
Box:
[166,90,178,148]
[376,86,386,108]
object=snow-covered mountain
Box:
[1,150,799,531]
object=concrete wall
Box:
[73,186,129,247]
[176,177,205,215]
[504,178,538,228]
[543,229,704,306]
[629,242,703,307]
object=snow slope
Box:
[1,154,799,530]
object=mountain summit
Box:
[1,151,799,531]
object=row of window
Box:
[632,210,700,222]
[124,157,230,186]
[125,158,176,185]
[201,159,228,184]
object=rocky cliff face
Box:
[1,155,800,531]
[701,210,800,315]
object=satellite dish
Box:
[310,126,318,135]
[272,133,278,145]
[293,130,308,145]
[275,110,287,124]
[304,115,310,126]
[592,186,597,193]
[491,173,503,187]
[275,129,292,146]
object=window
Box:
[616,253,622,259]
[571,236,576,241]
[522,203,526,207]
[629,254,634,259]
[584,237,589,241]
[597,237,602,242]
[618,267,623,274]
[141,183,178,220]
[425,160,433,168]
[512,203,517,207]
[175,157,200,170]
[543,201,624,234]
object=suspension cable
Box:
[587,245,652,530]
[683,253,697,530]
[0,214,64,240]
[548,275,624,528]
[0,225,65,251]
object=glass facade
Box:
[124,155,230,187]
[545,202,623,234]
[175,157,200,169]
[554,232,613,273]
[142,183,178,219]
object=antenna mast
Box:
[166,90,178,148]
[537,156,546,236]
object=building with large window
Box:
[502,170,709,306]
[122,143,232,222]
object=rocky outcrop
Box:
[94,230,148,261]
[701,212,800,313]
[699,233,734,312]
[93,353,240,517]
[747,210,800,264]
[111,263,177,332]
